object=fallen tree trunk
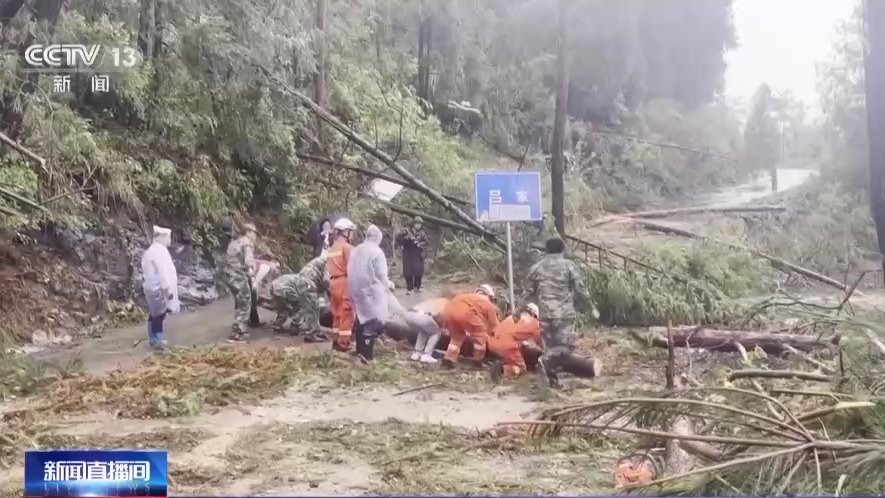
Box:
[383,317,600,378]
[266,69,506,251]
[728,369,833,383]
[0,130,48,173]
[593,205,786,226]
[298,153,473,207]
[640,326,834,355]
[622,218,853,293]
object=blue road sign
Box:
[474,171,543,222]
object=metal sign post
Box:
[505,222,515,312]
[474,171,543,313]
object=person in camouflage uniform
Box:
[522,237,595,388]
[269,255,328,342]
[223,222,258,343]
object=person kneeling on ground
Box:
[439,285,499,369]
[347,225,392,362]
[487,303,542,382]
[268,254,329,342]
[404,297,449,364]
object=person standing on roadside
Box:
[224,222,258,343]
[327,218,357,352]
[141,226,180,351]
[313,218,333,258]
[523,237,595,388]
[347,225,393,361]
[397,216,428,294]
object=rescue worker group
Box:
[140,217,600,388]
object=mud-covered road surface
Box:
[1,283,628,496]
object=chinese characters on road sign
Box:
[50,74,111,94]
[43,460,151,482]
[474,171,542,223]
[481,187,532,222]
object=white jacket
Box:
[141,241,180,315]
[347,225,390,324]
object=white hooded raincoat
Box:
[347,225,391,324]
[141,226,181,317]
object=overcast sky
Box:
[724,0,857,115]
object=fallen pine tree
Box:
[634,326,838,355]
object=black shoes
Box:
[441,359,455,370]
[537,357,561,389]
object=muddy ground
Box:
[0,281,708,497]
[1,171,869,496]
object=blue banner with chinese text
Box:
[24,449,167,498]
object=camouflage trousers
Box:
[225,270,253,337]
[270,278,319,334]
[539,317,577,376]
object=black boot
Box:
[356,337,375,362]
[248,289,261,327]
[489,361,504,383]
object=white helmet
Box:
[476,284,495,298]
[525,303,539,318]
[333,218,356,231]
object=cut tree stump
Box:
[640,326,835,355]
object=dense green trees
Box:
[0,0,738,235]
[742,84,780,189]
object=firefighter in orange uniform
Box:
[326,218,356,352]
[487,303,542,382]
[439,285,499,369]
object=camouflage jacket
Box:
[224,235,255,278]
[298,255,328,292]
[522,254,592,322]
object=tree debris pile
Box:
[579,240,767,327]
[4,348,337,421]
[518,373,885,495]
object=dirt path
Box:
[34,284,441,376]
[3,281,624,496]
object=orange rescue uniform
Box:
[488,315,542,379]
[440,293,499,363]
[326,238,355,349]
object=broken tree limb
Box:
[562,233,695,286]
[297,153,473,207]
[728,369,833,383]
[265,69,505,249]
[591,130,736,162]
[782,344,836,375]
[355,192,505,252]
[642,326,834,355]
[593,205,786,226]
[622,218,853,293]
[0,130,48,174]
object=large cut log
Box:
[640,326,835,355]
[260,294,601,378]
[383,317,600,378]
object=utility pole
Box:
[550,0,568,236]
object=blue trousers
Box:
[148,312,167,348]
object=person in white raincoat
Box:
[141,226,180,350]
[347,224,393,361]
